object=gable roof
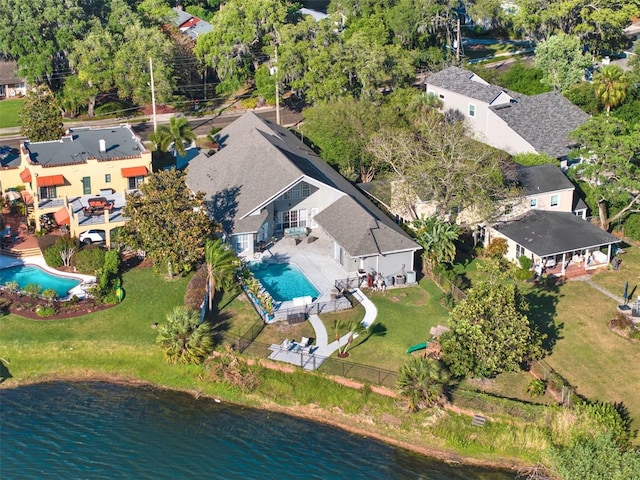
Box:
[185,112,420,257]
[516,164,574,196]
[425,66,507,104]
[426,67,589,159]
[491,92,588,159]
[493,210,619,257]
[23,126,146,167]
[0,60,22,84]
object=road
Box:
[0,106,304,148]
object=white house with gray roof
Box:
[425,66,589,160]
[185,112,421,278]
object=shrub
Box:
[94,101,128,116]
[515,268,533,281]
[185,265,208,311]
[36,305,56,317]
[485,238,508,258]
[240,97,259,109]
[42,289,58,305]
[526,378,546,398]
[75,247,105,275]
[440,292,456,309]
[25,283,42,298]
[4,281,19,295]
[518,255,533,270]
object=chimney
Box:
[99,139,106,152]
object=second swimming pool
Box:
[0,264,81,297]
[249,262,319,302]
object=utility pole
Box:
[149,57,157,133]
[456,14,461,63]
[274,44,280,126]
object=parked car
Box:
[79,229,106,244]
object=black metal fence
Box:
[232,320,266,353]
[235,337,398,388]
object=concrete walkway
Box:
[308,288,378,359]
[575,276,625,304]
[269,288,378,369]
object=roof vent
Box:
[99,139,106,152]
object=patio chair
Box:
[296,337,310,352]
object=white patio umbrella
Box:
[3,191,20,201]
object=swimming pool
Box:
[249,262,319,302]
[0,265,82,297]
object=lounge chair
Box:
[295,337,310,352]
[281,338,291,350]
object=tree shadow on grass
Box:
[355,322,387,348]
[525,275,564,353]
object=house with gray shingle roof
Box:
[425,66,588,160]
[185,112,421,277]
[482,164,620,275]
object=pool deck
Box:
[254,231,380,370]
[255,231,348,305]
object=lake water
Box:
[0,382,516,479]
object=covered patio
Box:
[490,210,622,277]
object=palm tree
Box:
[397,356,452,412]
[593,65,628,113]
[148,128,172,153]
[337,320,367,357]
[411,215,459,276]
[205,238,238,311]
[156,306,214,365]
[167,116,197,157]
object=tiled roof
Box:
[24,126,146,167]
[493,210,619,257]
[491,92,588,159]
[185,112,420,257]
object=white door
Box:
[310,208,318,228]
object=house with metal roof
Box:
[185,112,421,278]
[0,125,151,244]
[425,66,589,160]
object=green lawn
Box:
[0,99,24,129]
[323,280,450,371]
[589,245,640,303]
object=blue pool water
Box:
[0,264,81,297]
[250,262,320,302]
[0,382,516,479]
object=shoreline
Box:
[0,373,524,473]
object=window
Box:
[516,244,525,258]
[233,234,250,253]
[105,174,111,183]
[276,208,307,230]
[438,93,445,100]
[550,195,559,207]
[128,176,144,189]
[468,104,476,117]
[39,186,56,199]
[530,198,537,208]
[82,176,91,195]
[278,182,310,201]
